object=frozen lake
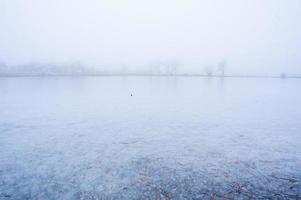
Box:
[0,76,301,199]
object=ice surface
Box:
[0,77,301,199]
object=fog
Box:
[1,2,301,198]
[0,0,301,76]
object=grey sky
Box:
[0,0,301,75]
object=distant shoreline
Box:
[0,74,301,79]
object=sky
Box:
[0,0,301,75]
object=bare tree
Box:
[68,61,85,75]
[121,64,129,75]
[164,60,180,75]
[149,60,180,76]
[204,65,213,77]
[149,61,162,75]
[217,60,227,77]
[0,61,7,75]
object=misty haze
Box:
[0,0,301,199]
